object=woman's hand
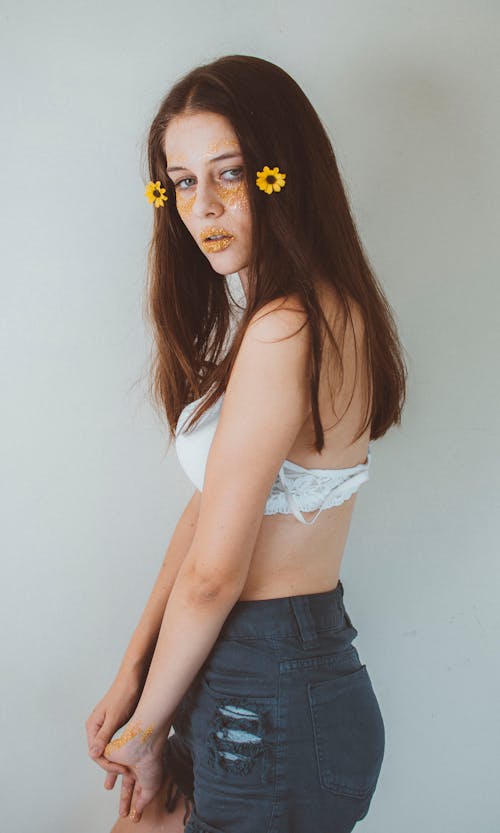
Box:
[85,670,145,790]
[103,717,170,823]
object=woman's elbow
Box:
[185,560,246,604]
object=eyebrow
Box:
[166,152,243,174]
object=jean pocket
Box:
[200,662,278,701]
[307,665,385,800]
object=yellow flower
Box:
[145,180,168,207]
[255,165,286,194]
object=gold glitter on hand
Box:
[104,722,155,756]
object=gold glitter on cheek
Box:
[216,180,249,211]
[176,191,195,218]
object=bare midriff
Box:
[238,495,359,600]
[238,281,372,602]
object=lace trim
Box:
[264,446,372,524]
[265,471,369,518]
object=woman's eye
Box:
[175,177,195,190]
[174,168,243,190]
[222,167,243,181]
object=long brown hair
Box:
[143,54,407,452]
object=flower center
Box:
[266,175,276,184]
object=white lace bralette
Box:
[175,392,372,526]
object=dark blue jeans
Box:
[163,579,385,832]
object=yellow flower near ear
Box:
[256,165,286,194]
[145,180,168,207]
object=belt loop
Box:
[289,596,320,648]
[337,580,353,626]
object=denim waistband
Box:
[219,579,349,641]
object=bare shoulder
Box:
[229,293,312,399]
[246,293,310,345]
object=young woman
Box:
[85,54,407,833]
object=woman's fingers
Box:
[129,781,158,823]
[86,720,129,775]
[92,752,129,776]
[86,706,123,762]
[104,772,118,790]
[129,780,144,823]
[86,708,118,764]
[89,727,115,760]
[85,706,106,754]
[119,773,136,819]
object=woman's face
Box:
[163,112,252,285]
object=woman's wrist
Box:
[104,711,170,762]
[132,703,172,747]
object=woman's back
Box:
[230,280,372,600]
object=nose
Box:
[192,178,223,218]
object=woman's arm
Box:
[114,488,202,684]
[86,489,202,768]
[104,300,311,769]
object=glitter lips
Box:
[200,226,235,253]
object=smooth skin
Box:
[88,111,371,830]
[86,493,200,824]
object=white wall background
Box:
[1,2,499,831]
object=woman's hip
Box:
[168,580,385,831]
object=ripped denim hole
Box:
[206,699,272,781]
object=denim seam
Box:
[219,624,346,641]
[278,645,358,673]
[263,641,281,833]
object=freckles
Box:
[216,181,249,211]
